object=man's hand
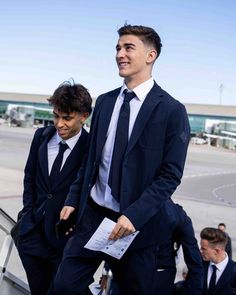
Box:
[99,275,108,291]
[109,215,136,240]
[60,206,75,220]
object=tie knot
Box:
[123,89,136,103]
[211,265,217,272]
[59,141,69,153]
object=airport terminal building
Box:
[1,91,236,149]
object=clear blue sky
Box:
[0,0,235,105]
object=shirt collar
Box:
[120,77,154,102]
[56,129,82,150]
[210,252,229,272]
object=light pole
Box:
[219,83,224,105]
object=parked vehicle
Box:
[191,137,207,145]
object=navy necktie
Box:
[208,264,217,294]
[50,141,69,185]
[108,89,136,202]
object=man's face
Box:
[53,108,87,140]
[218,225,225,232]
[200,239,217,261]
[115,34,155,83]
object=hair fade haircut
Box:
[200,227,228,249]
[47,80,92,115]
[117,24,162,58]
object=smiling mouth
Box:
[118,61,129,67]
[58,129,68,134]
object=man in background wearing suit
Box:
[16,81,92,295]
[200,227,236,295]
[153,202,203,295]
[53,24,190,295]
[218,222,233,259]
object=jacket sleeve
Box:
[176,207,203,294]
[64,154,88,208]
[22,127,45,214]
[123,102,190,229]
[64,95,104,208]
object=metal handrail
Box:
[0,208,30,294]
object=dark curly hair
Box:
[47,80,92,115]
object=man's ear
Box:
[147,49,157,64]
[215,247,222,255]
[80,112,90,124]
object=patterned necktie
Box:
[108,89,136,202]
[50,141,69,185]
[208,264,217,294]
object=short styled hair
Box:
[48,80,92,115]
[200,227,227,249]
[118,24,162,58]
[218,223,226,228]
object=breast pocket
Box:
[138,122,166,150]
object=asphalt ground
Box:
[0,124,235,284]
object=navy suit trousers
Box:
[52,204,160,295]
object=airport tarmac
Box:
[0,124,236,285]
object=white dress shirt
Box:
[90,78,154,211]
[207,253,229,287]
[47,130,82,175]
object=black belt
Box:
[87,197,121,220]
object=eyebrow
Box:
[116,42,136,49]
[124,42,135,47]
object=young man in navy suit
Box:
[16,81,92,295]
[200,227,236,295]
[53,25,190,295]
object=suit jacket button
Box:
[48,194,53,199]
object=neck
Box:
[124,73,152,90]
[212,251,227,264]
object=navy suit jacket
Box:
[203,260,236,295]
[19,126,89,250]
[155,202,203,294]
[65,82,190,249]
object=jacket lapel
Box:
[126,82,163,155]
[95,88,120,159]
[214,260,232,293]
[38,129,56,189]
[58,128,87,184]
